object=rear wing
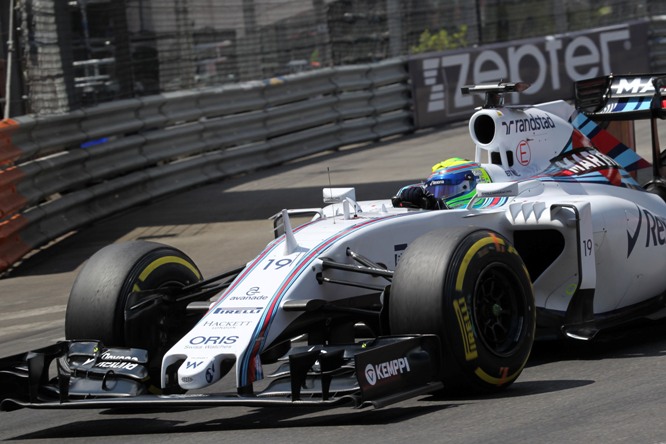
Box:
[575,74,666,120]
[576,74,666,182]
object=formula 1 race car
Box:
[3,73,666,412]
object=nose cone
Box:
[177,355,235,390]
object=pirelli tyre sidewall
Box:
[389,227,535,393]
[443,229,534,392]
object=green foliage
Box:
[411,25,469,54]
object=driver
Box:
[391,157,492,210]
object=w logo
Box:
[186,361,203,370]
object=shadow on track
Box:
[10,404,453,440]
[527,318,666,366]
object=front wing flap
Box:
[0,335,443,411]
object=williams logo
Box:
[627,204,666,258]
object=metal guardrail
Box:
[4,16,664,274]
[650,16,666,72]
[0,58,412,272]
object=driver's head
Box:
[425,158,491,208]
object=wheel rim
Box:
[472,262,527,357]
[123,280,188,350]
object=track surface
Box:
[2,121,666,443]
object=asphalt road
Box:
[1,119,666,443]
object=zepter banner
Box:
[409,20,650,128]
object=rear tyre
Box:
[644,178,666,203]
[65,241,203,383]
[389,227,535,393]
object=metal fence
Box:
[0,0,659,116]
[0,0,665,273]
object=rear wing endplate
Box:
[575,74,666,120]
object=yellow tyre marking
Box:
[475,358,528,386]
[455,235,504,292]
[131,256,200,293]
[138,255,202,282]
[132,256,201,292]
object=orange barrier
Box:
[0,165,27,218]
[0,119,21,164]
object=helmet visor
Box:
[425,171,475,199]
[425,183,465,199]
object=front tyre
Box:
[65,241,203,382]
[389,227,535,393]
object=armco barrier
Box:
[372,84,411,113]
[0,166,26,218]
[370,59,410,86]
[198,84,266,117]
[26,110,88,160]
[0,57,414,273]
[80,99,144,140]
[160,90,206,125]
[264,70,337,106]
[265,97,339,137]
[200,112,268,149]
[27,149,91,203]
[331,64,373,91]
[0,119,23,164]
[137,95,168,130]
[337,117,377,146]
[651,16,666,71]
[83,135,148,180]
